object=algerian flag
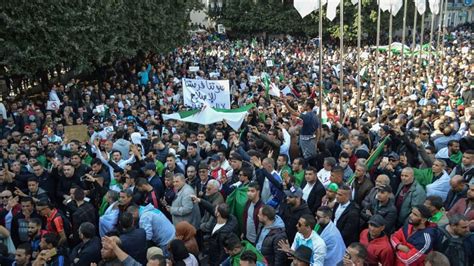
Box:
[414,0,426,15]
[374,42,410,54]
[428,0,440,15]
[261,73,280,97]
[162,104,255,131]
[294,0,324,18]
[326,0,341,21]
[379,0,404,16]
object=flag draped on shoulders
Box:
[226,185,249,233]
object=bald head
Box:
[450,175,466,192]
[401,167,414,185]
[375,174,390,187]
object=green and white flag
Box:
[162,104,255,131]
[261,73,280,97]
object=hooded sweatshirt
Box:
[256,215,285,250]
[139,204,176,248]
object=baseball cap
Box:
[378,184,392,193]
[210,154,220,161]
[284,186,303,198]
[368,214,387,227]
[198,162,208,170]
[327,183,339,192]
[141,162,156,172]
[388,152,400,160]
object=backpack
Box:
[50,210,73,241]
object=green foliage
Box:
[0,0,200,78]
[217,0,416,44]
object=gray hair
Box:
[174,173,186,181]
[448,214,468,226]
[207,179,220,190]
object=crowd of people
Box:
[0,23,472,266]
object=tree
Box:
[216,0,416,44]
[0,0,200,89]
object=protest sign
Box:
[64,125,89,142]
[217,24,226,34]
[249,76,258,83]
[46,101,60,111]
[96,105,105,113]
[209,72,220,78]
[182,78,230,109]
[266,60,274,67]
[189,66,200,72]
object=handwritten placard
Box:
[64,125,89,143]
[182,78,230,109]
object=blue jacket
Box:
[138,64,151,86]
[319,221,346,266]
[139,204,176,248]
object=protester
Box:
[1,23,473,266]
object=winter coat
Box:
[208,215,239,266]
[255,215,288,266]
[279,201,312,244]
[395,181,426,226]
[333,201,360,246]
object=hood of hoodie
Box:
[264,215,285,230]
[139,203,156,215]
[356,143,369,152]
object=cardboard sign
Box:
[64,125,89,143]
[266,60,274,67]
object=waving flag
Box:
[428,0,441,14]
[414,0,426,15]
[294,0,322,18]
[326,0,341,21]
[379,0,404,16]
[163,104,255,131]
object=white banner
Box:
[183,78,230,109]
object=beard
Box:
[408,219,420,226]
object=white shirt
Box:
[212,222,225,235]
[302,182,315,201]
[334,201,350,224]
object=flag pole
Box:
[436,0,445,50]
[418,12,425,79]
[399,0,409,89]
[427,8,435,77]
[355,0,362,125]
[374,3,381,110]
[439,0,449,74]
[387,6,393,94]
[408,5,418,88]
[319,0,324,127]
[339,0,344,119]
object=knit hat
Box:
[147,247,163,260]
[327,183,339,192]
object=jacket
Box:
[170,183,201,228]
[361,198,398,234]
[395,181,426,226]
[301,179,326,214]
[352,177,374,206]
[119,228,147,265]
[390,223,437,266]
[448,198,474,231]
[319,221,346,266]
[450,164,474,183]
[445,186,468,210]
[70,236,102,266]
[255,215,288,266]
[359,229,394,266]
[200,192,224,232]
[414,168,450,201]
[242,199,264,242]
[208,215,239,266]
[435,225,474,266]
[279,201,312,244]
[138,204,175,248]
[333,202,360,246]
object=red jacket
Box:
[390,223,437,266]
[359,229,395,266]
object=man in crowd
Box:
[359,215,394,266]
[435,214,474,266]
[314,206,346,266]
[334,185,360,246]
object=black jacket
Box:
[301,179,326,214]
[208,215,238,266]
[360,198,398,234]
[333,201,360,247]
[119,228,147,265]
[256,220,289,266]
[70,236,102,266]
[279,201,312,244]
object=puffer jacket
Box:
[255,215,288,266]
